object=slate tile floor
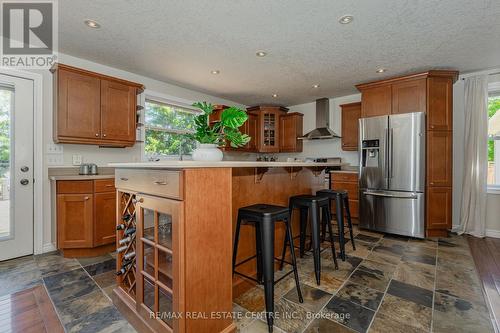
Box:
[234,226,496,333]
[0,251,136,333]
[0,228,495,333]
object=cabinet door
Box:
[245,113,259,151]
[427,131,452,187]
[279,113,303,152]
[101,79,137,143]
[258,110,281,152]
[136,194,182,332]
[57,194,93,248]
[427,77,453,131]
[341,102,361,151]
[361,85,392,118]
[56,69,101,141]
[392,78,426,115]
[426,187,452,230]
[94,192,116,246]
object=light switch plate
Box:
[72,154,82,165]
[46,143,63,154]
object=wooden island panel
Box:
[231,167,327,297]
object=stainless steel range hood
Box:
[299,98,341,140]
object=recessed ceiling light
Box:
[210,70,220,75]
[272,93,278,98]
[312,84,320,89]
[376,68,387,73]
[84,19,101,29]
[338,15,354,24]
[256,51,267,57]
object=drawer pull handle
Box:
[153,181,168,185]
[120,177,129,181]
[105,184,113,187]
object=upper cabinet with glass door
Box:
[51,63,144,147]
[247,106,289,153]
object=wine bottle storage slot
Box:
[116,191,138,297]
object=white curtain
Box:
[458,75,489,237]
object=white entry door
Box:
[0,73,34,261]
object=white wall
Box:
[279,94,361,166]
[29,53,245,249]
[453,71,500,236]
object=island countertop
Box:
[108,160,346,169]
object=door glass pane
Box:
[0,88,12,239]
[159,287,173,328]
[158,213,172,249]
[143,277,155,311]
[143,208,155,242]
[158,249,173,289]
[143,242,155,277]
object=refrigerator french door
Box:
[359,112,426,238]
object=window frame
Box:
[141,91,200,161]
[487,82,500,193]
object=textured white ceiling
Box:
[59,0,500,106]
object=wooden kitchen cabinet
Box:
[427,130,453,187]
[359,85,392,118]
[247,106,288,153]
[94,192,117,246]
[100,79,137,143]
[244,113,259,151]
[391,78,427,115]
[356,70,458,237]
[331,171,359,220]
[55,178,116,257]
[279,112,303,152]
[340,102,361,151]
[427,76,453,131]
[426,187,452,232]
[51,63,144,147]
[57,193,94,249]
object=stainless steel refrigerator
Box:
[358,112,426,238]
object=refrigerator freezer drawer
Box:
[359,190,424,238]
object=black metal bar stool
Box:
[232,204,303,333]
[316,189,356,261]
[284,195,338,286]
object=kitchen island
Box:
[109,161,343,333]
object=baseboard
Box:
[42,242,57,253]
[485,229,500,238]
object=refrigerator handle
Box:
[389,128,394,178]
[385,128,390,180]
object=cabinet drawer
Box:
[115,169,183,199]
[94,179,115,193]
[331,172,358,182]
[57,180,93,194]
[332,182,359,200]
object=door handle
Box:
[20,179,29,185]
[153,181,168,185]
[363,191,417,199]
[120,177,129,181]
[20,166,29,172]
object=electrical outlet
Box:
[72,154,82,165]
[46,143,63,154]
[47,155,64,166]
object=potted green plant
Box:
[187,102,250,161]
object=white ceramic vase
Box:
[191,143,223,161]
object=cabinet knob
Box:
[430,125,435,129]
[430,182,434,185]
[95,133,99,137]
[103,134,107,137]
[137,198,144,203]
[84,196,89,200]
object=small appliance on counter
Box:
[79,163,99,175]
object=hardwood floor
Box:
[0,285,64,333]
[468,236,500,332]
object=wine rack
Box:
[116,190,137,297]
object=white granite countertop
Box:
[49,174,115,181]
[108,160,346,169]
